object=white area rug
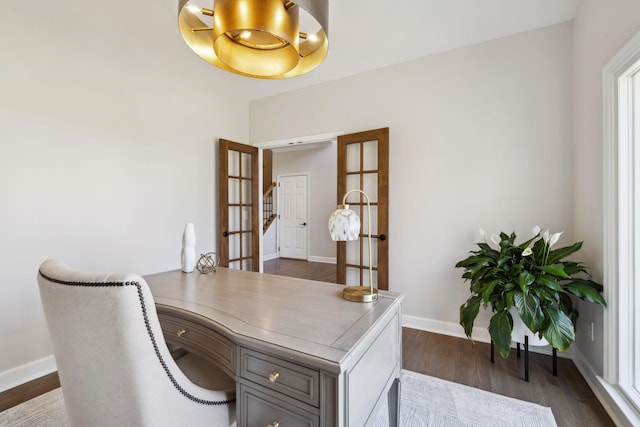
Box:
[0,370,556,427]
[369,370,557,427]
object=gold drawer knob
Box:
[268,422,279,427]
[176,329,187,337]
[268,371,280,383]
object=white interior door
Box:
[278,174,309,259]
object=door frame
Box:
[255,132,343,271]
[218,138,260,272]
[602,28,640,423]
[276,173,310,260]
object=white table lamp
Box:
[328,189,377,302]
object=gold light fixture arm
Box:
[185,4,213,16]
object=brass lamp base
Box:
[343,286,378,303]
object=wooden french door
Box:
[218,139,260,271]
[337,128,389,290]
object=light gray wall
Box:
[0,0,253,388]
[572,0,640,375]
[272,145,337,261]
[250,23,574,335]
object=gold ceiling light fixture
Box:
[178,0,329,79]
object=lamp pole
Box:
[327,188,378,302]
[340,189,374,294]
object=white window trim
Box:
[603,28,640,425]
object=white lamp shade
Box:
[328,207,360,241]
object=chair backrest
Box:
[37,259,235,427]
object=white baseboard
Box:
[308,256,336,264]
[0,355,57,393]
[263,252,278,261]
[263,255,335,264]
[401,314,571,358]
[572,349,640,427]
[403,314,491,342]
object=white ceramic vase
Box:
[181,223,196,273]
[509,307,548,347]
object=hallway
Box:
[263,258,336,283]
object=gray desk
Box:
[145,268,403,427]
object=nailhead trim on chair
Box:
[38,270,236,406]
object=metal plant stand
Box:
[491,337,558,382]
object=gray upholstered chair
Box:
[37,259,236,427]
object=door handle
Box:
[379,234,386,241]
[301,222,307,226]
[222,231,229,237]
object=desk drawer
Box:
[240,384,319,427]
[240,348,320,407]
[159,314,235,374]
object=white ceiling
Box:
[159,0,579,97]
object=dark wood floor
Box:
[403,328,613,427]
[0,372,60,413]
[263,257,336,283]
[1,259,615,427]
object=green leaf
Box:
[532,286,557,304]
[455,255,493,269]
[536,275,563,292]
[505,291,514,309]
[460,295,482,338]
[500,232,514,247]
[562,280,607,306]
[466,263,491,281]
[462,272,474,280]
[480,280,503,304]
[547,242,583,265]
[541,305,575,351]
[476,242,493,251]
[489,310,513,358]
[562,261,588,276]
[532,237,547,259]
[518,271,535,292]
[559,293,578,326]
[514,291,544,332]
[540,263,571,279]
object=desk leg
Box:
[388,377,401,427]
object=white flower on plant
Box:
[541,229,563,248]
[528,225,544,246]
[479,228,486,242]
[549,231,563,247]
[522,247,533,256]
[490,234,501,247]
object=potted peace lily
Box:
[456,226,606,358]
